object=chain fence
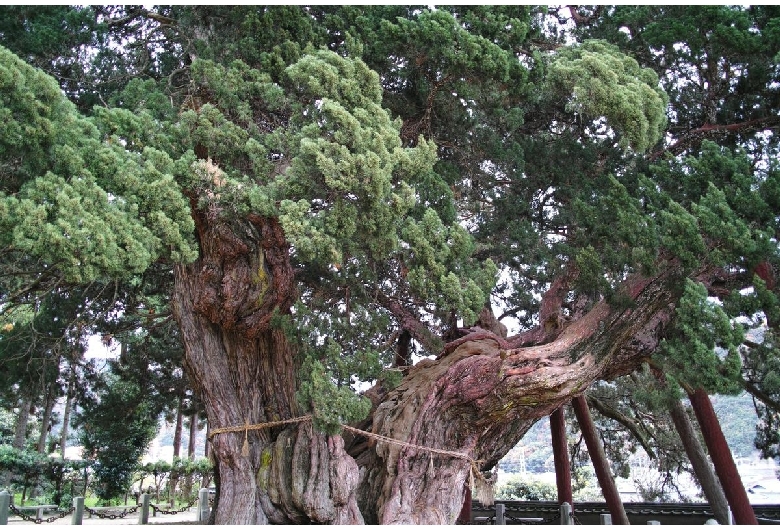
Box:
[150,500,196,515]
[9,503,75,524]
[84,505,139,520]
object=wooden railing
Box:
[470,500,780,525]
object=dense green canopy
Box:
[1,5,779,523]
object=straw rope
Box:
[209,416,476,464]
[208,415,313,438]
[206,414,492,502]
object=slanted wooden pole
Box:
[668,397,730,524]
[550,406,573,507]
[572,395,629,525]
[688,388,757,525]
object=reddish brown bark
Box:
[172,213,363,523]
[172,199,688,523]
[688,388,757,525]
[173,398,183,459]
[508,270,578,347]
[187,413,198,459]
[550,406,573,506]
[455,484,471,524]
[572,395,629,525]
[668,397,730,525]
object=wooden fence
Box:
[470,500,780,525]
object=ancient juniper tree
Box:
[2,6,779,524]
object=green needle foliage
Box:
[656,278,744,395]
[546,40,668,152]
[0,46,197,285]
[1,7,780,506]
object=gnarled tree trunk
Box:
[173,205,683,524]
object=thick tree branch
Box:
[586,394,657,459]
[742,377,780,413]
[650,116,780,161]
[506,266,580,348]
[375,292,443,354]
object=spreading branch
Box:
[650,116,780,161]
[586,394,657,459]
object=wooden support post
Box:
[600,513,612,525]
[688,389,757,525]
[551,407,573,507]
[138,493,150,525]
[560,502,573,525]
[0,491,10,525]
[668,397,730,525]
[572,395,629,525]
[198,487,210,523]
[495,502,505,525]
[71,496,84,525]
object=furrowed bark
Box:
[173,199,684,525]
[172,213,363,524]
[347,266,681,524]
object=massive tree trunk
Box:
[172,212,363,524]
[172,203,683,524]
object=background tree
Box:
[76,373,159,503]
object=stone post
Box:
[198,488,210,523]
[0,491,10,526]
[138,493,150,525]
[560,502,573,525]
[495,502,505,525]
[71,496,84,525]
